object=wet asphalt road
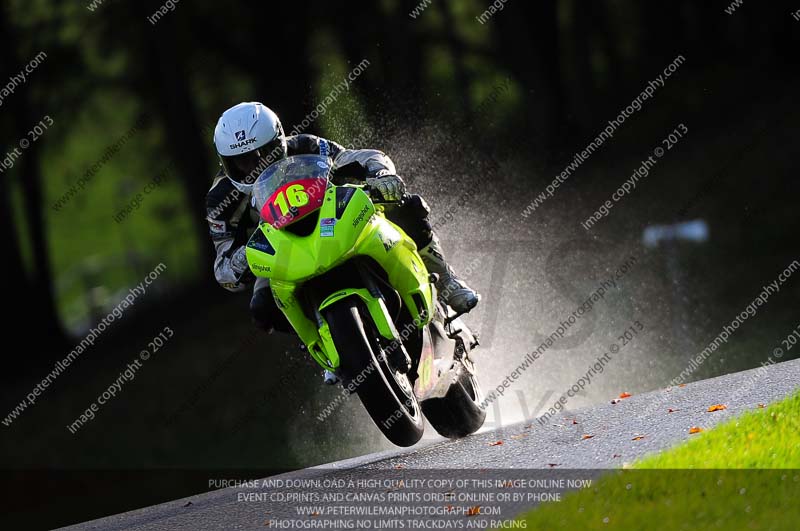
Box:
[62,358,800,530]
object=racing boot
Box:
[323,370,339,385]
[419,235,480,313]
[299,345,339,385]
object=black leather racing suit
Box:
[205,134,433,331]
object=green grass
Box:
[638,393,800,469]
[516,391,800,530]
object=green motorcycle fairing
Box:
[246,184,434,371]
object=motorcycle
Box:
[246,154,486,446]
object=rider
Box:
[206,102,479,336]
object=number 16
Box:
[273,184,309,216]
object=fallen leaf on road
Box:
[582,434,594,440]
[631,435,645,441]
[668,408,677,413]
[467,506,481,516]
[547,463,560,467]
[489,440,504,446]
[757,404,765,408]
[679,384,686,388]
[688,426,703,434]
[310,512,320,517]
[612,454,622,458]
[510,433,527,440]
[394,464,405,469]
[183,501,193,507]
[571,418,578,425]
[707,404,727,412]
[619,392,632,399]
[611,399,622,404]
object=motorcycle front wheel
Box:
[324,298,424,447]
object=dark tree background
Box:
[1,0,798,528]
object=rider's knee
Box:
[250,288,290,333]
[250,288,272,328]
[388,194,433,248]
[404,194,430,218]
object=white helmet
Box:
[213,102,287,191]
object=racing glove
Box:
[366,173,406,202]
[230,246,255,284]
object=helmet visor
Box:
[221,137,286,185]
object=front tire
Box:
[324,298,424,447]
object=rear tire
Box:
[324,298,424,447]
[421,362,486,439]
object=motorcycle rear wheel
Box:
[421,360,486,439]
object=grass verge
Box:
[515,390,800,530]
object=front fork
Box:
[315,268,413,374]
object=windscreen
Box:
[252,155,331,229]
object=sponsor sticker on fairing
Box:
[320,217,336,237]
